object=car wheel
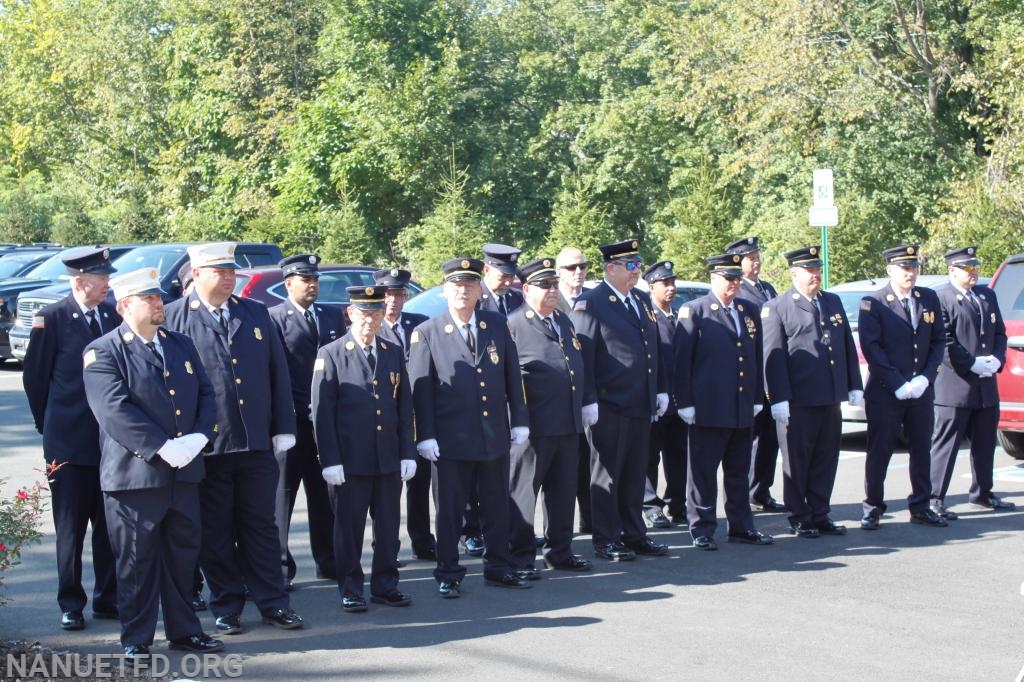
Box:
[997,430,1024,460]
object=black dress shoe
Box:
[61,611,85,631]
[624,537,669,556]
[645,509,674,529]
[484,572,531,589]
[438,580,461,599]
[191,593,208,611]
[972,494,1016,511]
[460,535,485,556]
[315,567,338,580]
[814,519,847,535]
[910,509,948,527]
[370,590,412,607]
[692,536,718,551]
[214,614,242,635]
[789,522,820,538]
[545,555,593,572]
[929,499,958,520]
[283,579,295,592]
[122,644,150,661]
[534,535,547,548]
[751,498,786,512]
[169,632,225,652]
[593,542,636,561]
[860,514,880,530]
[727,530,774,545]
[413,547,437,561]
[515,567,541,581]
[341,595,368,613]
[261,608,304,629]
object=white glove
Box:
[157,439,192,468]
[677,407,695,425]
[178,433,208,460]
[753,404,763,417]
[770,401,790,425]
[982,355,1002,375]
[970,357,989,376]
[581,403,599,427]
[510,426,530,445]
[322,464,345,486]
[847,390,863,407]
[909,375,929,399]
[417,438,440,462]
[400,459,417,481]
[656,393,669,418]
[272,434,296,455]
[894,382,914,400]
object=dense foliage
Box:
[1,0,1022,285]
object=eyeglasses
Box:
[560,263,589,272]
[714,272,742,282]
[530,280,559,289]
[955,265,979,273]
[616,260,644,272]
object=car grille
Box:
[17,297,51,328]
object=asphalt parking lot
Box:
[0,362,1021,681]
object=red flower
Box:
[0,544,7,551]
[16,489,28,501]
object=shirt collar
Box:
[712,293,734,310]
[605,280,632,303]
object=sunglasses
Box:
[955,265,979,273]
[560,263,589,272]
[616,260,644,271]
[714,272,742,282]
[530,280,559,289]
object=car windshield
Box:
[110,245,187,277]
[993,258,1024,321]
[0,254,43,278]
[21,252,71,281]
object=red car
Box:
[990,253,1024,459]
[233,265,423,310]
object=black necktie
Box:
[544,317,557,339]
[726,306,740,335]
[497,296,507,316]
[811,297,822,326]
[215,308,229,333]
[304,309,317,334]
[86,310,101,338]
[464,323,476,355]
[145,341,164,370]
[392,323,403,349]
[625,297,640,322]
[968,291,982,313]
[364,345,376,371]
[901,298,912,322]
[755,280,767,299]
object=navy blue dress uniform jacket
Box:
[164,293,296,454]
[653,306,679,413]
[762,289,862,405]
[82,324,217,491]
[311,332,414,475]
[858,285,944,400]
[740,279,777,305]
[506,307,586,438]
[933,285,1006,408]
[571,281,665,419]
[268,300,346,419]
[674,294,763,429]
[379,312,429,360]
[478,285,524,315]
[408,309,528,460]
[23,295,122,465]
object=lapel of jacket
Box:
[226,297,244,340]
[120,324,164,372]
[604,284,639,328]
[189,293,226,338]
[883,284,912,327]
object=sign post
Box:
[808,169,839,289]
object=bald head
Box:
[556,247,587,297]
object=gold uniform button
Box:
[476,368,483,374]
[239,399,245,405]
[738,387,743,392]
[830,360,835,365]
[235,378,242,384]
[374,394,380,400]
[232,358,237,364]
[376,409,381,416]
[647,353,651,359]
[569,370,575,376]
[480,382,486,387]
[736,342,742,348]
[483,410,489,417]
[175,409,182,416]
[164,371,170,378]
[739,372,744,377]
[571,386,576,391]
[738,357,744,362]
[169,389,176,396]
[913,343,918,349]
[373,379,379,385]
[648,369,652,374]
[176,431,183,436]
[376,425,382,431]
[482,395,488,401]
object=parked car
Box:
[233,265,422,311]
[989,253,1024,459]
[8,242,283,361]
[0,245,135,360]
[0,249,64,279]
[828,274,990,423]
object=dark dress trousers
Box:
[571,282,664,547]
[269,299,345,579]
[741,278,781,505]
[762,289,862,525]
[858,284,944,517]
[557,288,593,531]
[23,295,119,615]
[312,332,413,599]
[674,294,763,538]
[379,312,435,557]
[930,284,1007,502]
[408,309,528,583]
[644,306,688,521]
[83,324,216,648]
[506,306,586,568]
[164,292,296,617]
